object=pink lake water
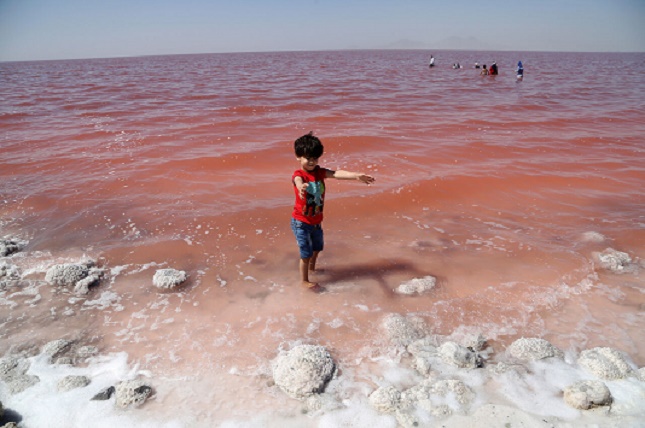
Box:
[1,50,644,426]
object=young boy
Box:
[291,132,375,290]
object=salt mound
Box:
[563,380,612,409]
[400,379,434,408]
[380,313,425,347]
[0,356,39,394]
[398,378,474,420]
[447,330,487,352]
[76,345,99,359]
[272,344,336,400]
[578,347,633,380]
[304,393,342,415]
[114,379,153,408]
[432,379,475,406]
[45,260,103,294]
[368,385,401,413]
[395,275,437,295]
[57,375,91,392]
[638,367,645,382]
[594,248,632,272]
[438,341,480,369]
[507,337,563,361]
[0,237,26,257]
[152,268,187,290]
[0,261,21,288]
[407,337,437,375]
[581,231,606,243]
[42,339,73,360]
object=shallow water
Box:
[1,50,645,425]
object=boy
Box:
[291,132,375,290]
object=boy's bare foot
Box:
[309,284,326,293]
[302,281,325,293]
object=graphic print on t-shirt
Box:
[303,180,325,217]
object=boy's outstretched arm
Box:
[293,176,309,199]
[329,169,375,184]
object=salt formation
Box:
[380,313,425,347]
[594,248,632,272]
[400,379,435,410]
[0,237,25,257]
[272,344,336,400]
[564,380,612,409]
[76,345,99,359]
[152,268,187,290]
[57,375,91,392]
[42,339,73,360]
[304,393,342,414]
[581,231,606,242]
[367,366,477,419]
[395,275,437,295]
[407,337,437,375]
[0,356,39,394]
[45,260,103,294]
[438,341,481,369]
[115,379,153,408]
[638,367,645,382]
[0,261,21,289]
[507,337,563,361]
[578,347,633,380]
[448,331,487,352]
[369,385,401,413]
[432,379,474,405]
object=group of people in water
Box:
[429,55,524,80]
[475,62,499,75]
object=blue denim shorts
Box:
[291,218,324,259]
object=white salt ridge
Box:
[581,231,606,243]
[152,269,187,290]
[82,291,123,311]
[594,248,634,273]
[394,276,436,295]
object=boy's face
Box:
[297,156,319,172]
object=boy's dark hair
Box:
[294,131,324,158]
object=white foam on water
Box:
[318,405,397,428]
[0,353,183,428]
[495,356,645,422]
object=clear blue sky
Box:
[1,0,644,61]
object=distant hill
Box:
[384,39,431,49]
[382,36,496,51]
[436,36,494,50]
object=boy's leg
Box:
[309,225,324,272]
[309,251,320,272]
[291,219,324,289]
[299,257,317,286]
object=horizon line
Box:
[2,47,644,64]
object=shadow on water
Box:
[320,258,431,296]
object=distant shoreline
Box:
[2,48,644,65]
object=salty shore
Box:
[2,236,645,427]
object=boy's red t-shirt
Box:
[292,166,328,225]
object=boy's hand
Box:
[298,182,309,199]
[358,174,375,185]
